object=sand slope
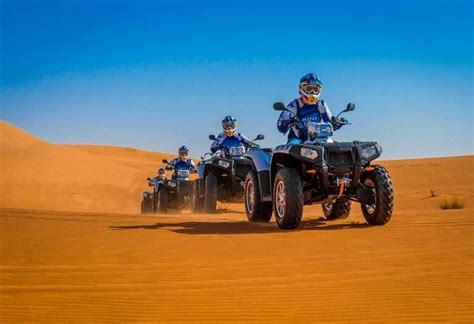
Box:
[0,120,473,322]
[0,121,173,213]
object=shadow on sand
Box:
[109,217,370,235]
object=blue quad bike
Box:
[140,178,157,214]
[244,102,394,230]
[192,134,266,213]
[153,159,195,214]
[140,176,164,214]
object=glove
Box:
[331,116,342,130]
[289,116,298,126]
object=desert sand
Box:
[0,120,473,322]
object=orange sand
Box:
[0,120,473,322]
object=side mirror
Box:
[273,102,286,111]
[147,177,151,181]
[337,102,356,117]
[208,134,216,141]
[256,134,265,140]
[346,102,355,112]
[162,159,168,164]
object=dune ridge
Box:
[0,121,173,213]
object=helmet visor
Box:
[301,84,322,95]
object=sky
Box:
[0,0,472,160]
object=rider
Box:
[165,146,196,179]
[155,168,167,181]
[277,73,346,144]
[210,115,253,155]
[148,168,167,190]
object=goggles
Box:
[301,84,322,95]
[223,124,237,131]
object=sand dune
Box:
[0,121,173,213]
[0,120,473,322]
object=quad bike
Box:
[141,191,154,214]
[244,102,394,230]
[192,134,266,213]
[154,159,194,214]
[140,177,163,214]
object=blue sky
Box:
[1,0,472,159]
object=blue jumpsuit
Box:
[277,99,333,144]
[210,133,252,156]
[166,158,196,179]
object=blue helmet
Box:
[299,73,323,105]
[300,73,323,86]
[178,145,189,160]
[222,115,237,136]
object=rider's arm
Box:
[321,101,343,131]
[277,101,298,133]
[319,100,333,123]
[238,133,252,147]
[210,133,225,153]
[165,159,176,170]
[188,160,196,170]
[210,140,220,153]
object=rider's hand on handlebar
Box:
[331,116,345,130]
[289,116,298,125]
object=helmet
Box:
[299,73,323,105]
[178,145,189,161]
[222,115,237,137]
[157,168,166,179]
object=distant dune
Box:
[0,121,174,213]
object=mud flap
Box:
[257,170,272,202]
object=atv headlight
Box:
[218,160,231,168]
[167,181,177,187]
[361,145,380,160]
[300,147,318,160]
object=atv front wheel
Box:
[157,189,169,214]
[360,165,394,225]
[192,181,204,213]
[273,167,303,230]
[204,173,217,213]
[245,170,272,222]
[322,199,352,220]
[141,198,153,214]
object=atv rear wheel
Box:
[273,167,303,230]
[204,173,217,213]
[157,189,169,214]
[192,180,204,213]
[322,199,352,220]
[360,165,394,225]
[245,170,272,222]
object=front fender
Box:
[244,148,271,172]
[245,148,273,202]
[196,162,205,179]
